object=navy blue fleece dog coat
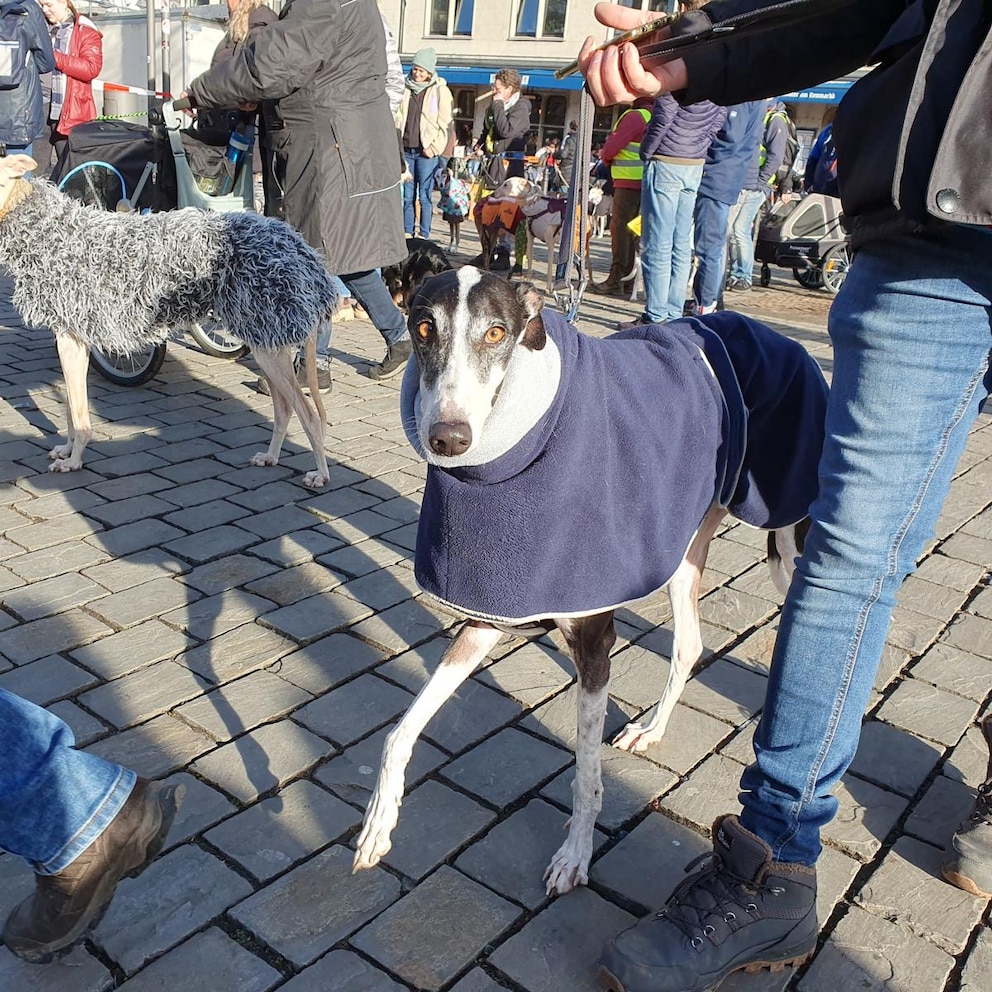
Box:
[404,310,828,625]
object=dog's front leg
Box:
[49,333,92,472]
[353,621,502,872]
[545,611,615,896]
[613,504,726,752]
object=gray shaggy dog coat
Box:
[0,181,336,352]
[0,171,337,486]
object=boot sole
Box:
[9,782,185,965]
[599,948,814,992]
[941,867,992,899]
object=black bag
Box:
[51,119,177,211]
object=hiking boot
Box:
[3,779,184,964]
[368,338,413,380]
[615,314,654,332]
[942,714,992,898]
[590,281,624,297]
[599,815,817,992]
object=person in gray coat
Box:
[186,0,412,383]
[0,0,55,163]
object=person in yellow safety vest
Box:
[590,96,653,297]
[758,101,797,191]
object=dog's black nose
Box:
[429,421,472,457]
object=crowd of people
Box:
[0,1,989,988]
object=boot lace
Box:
[655,853,771,948]
[971,781,992,824]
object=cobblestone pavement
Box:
[0,228,990,992]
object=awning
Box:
[778,80,854,103]
[412,64,585,91]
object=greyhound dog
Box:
[353,268,828,895]
[0,155,336,488]
[522,185,604,293]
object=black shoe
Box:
[2,779,184,964]
[491,246,511,271]
[942,715,992,897]
[368,338,413,380]
[599,815,817,992]
[616,314,653,332]
[467,253,486,267]
[590,281,624,297]
[510,262,523,276]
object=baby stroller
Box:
[754,192,851,295]
[50,101,256,385]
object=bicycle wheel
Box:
[89,342,167,386]
[822,243,851,295]
[188,313,249,359]
[57,161,127,211]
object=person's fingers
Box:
[592,1,657,31]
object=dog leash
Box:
[553,87,594,322]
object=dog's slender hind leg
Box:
[768,521,807,597]
[353,622,502,872]
[545,611,615,895]
[49,334,92,472]
[613,504,725,752]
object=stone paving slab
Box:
[0,259,990,992]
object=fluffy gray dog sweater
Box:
[0,181,336,352]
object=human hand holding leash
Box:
[577,3,687,106]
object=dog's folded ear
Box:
[516,282,546,351]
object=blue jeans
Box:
[313,269,408,360]
[728,188,766,283]
[641,158,704,322]
[403,151,440,239]
[0,689,135,874]
[692,194,732,310]
[740,225,992,865]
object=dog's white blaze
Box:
[425,266,503,445]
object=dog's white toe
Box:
[302,470,328,489]
[48,444,72,460]
[249,452,278,468]
[612,722,658,753]
[353,790,402,873]
[48,457,79,473]
[544,846,590,896]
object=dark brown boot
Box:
[2,778,184,964]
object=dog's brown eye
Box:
[485,326,506,345]
[416,320,431,341]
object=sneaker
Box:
[942,715,992,897]
[599,815,817,992]
[616,314,653,332]
[726,277,752,292]
[2,779,184,964]
[491,246,511,271]
[368,338,413,380]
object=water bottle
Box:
[218,128,250,196]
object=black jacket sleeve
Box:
[674,0,913,105]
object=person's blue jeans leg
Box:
[341,269,408,348]
[728,188,765,284]
[0,689,136,874]
[665,163,704,320]
[692,194,732,310]
[640,159,680,323]
[403,153,439,239]
[740,226,992,866]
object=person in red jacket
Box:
[38,0,102,173]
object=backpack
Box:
[0,5,29,91]
[760,109,799,187]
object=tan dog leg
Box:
[252,340,329,489]
[353,622,503,872]
[49,333,92,472]
[612,503,727,752]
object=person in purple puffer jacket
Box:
[619,76,725,327]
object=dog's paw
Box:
[302,470,329,489]
[48,457,80,473]
[249,452,279,468]
[48,444,72,461]
[611,721,659,753]
[352,792,401,873]
[544,845,590,896]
